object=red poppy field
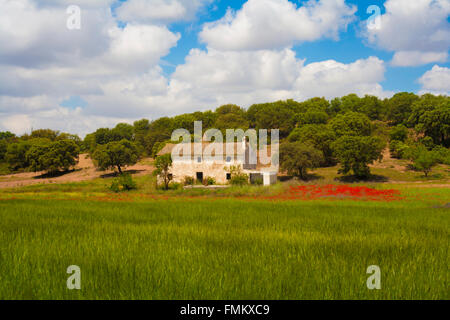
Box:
[271,184,403,201]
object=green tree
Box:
[407,94,443,127]
[0,131,15,140]
[288,124,336,166]
[38,140,80,173]
[280,142,324,180]
[415,102,450,147]
[332,136,385,178]
[92,140,140,174]
[329,112,373,138]
[5,140,32,171]
[214,104,249,133]
[194,110,217,130]
[133,119,151,154]
[82,133,97,154]
[389,124,409,142]
[360,95,385,120]
[296,97,330,114]
[153,154,173,190]
[296,111,329,126]
[111,123,134,142]
[386,92,419,125]
[143,117,175,154]
[94,128,113,145]
[413,149,438,177]
[29,129,60,141]
[389,140,409,159]
[25,138,52,172]
[172,113,198,133]
[0,140,8,162]
[247,101,295,138]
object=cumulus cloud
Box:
[293,57,389,98]
[0,0,393,136]
[418,65,450,95]
[199,0,356,51]
[365,0,450,66]
[115,0,213,24]
[167,48,391,111]
[0,0,182,135]
[391,51,449,67]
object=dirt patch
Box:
[370,147,408,172]
[0,154,154,189]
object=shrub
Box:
[225,165,249,186]
[231,175,249,186]
[412,150,438,177]
[168,182,183,190]
[390,140,410,159]
[432,146,450,165]
[389,125,408,142]
[183,176,194,186]
[203,176,216,186]
[110,173,137,193]
[153,154,173,190]
[252,177,264,185]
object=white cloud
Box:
[418,65,450,95]
[115,0,213,24]
[391,51,449,67]
[199,0,356,51]
[0,0,394,136]
[106,24,180,71]
[167,49,391,112]
[0,114,32,135]
[293,57,389,98]
[365,0,450,66]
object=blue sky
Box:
[114,0,447,93]
[0,0,448,135]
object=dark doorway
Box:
[196,172,204,183]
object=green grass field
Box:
[0,183,449,300]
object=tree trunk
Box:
[117,165,122,174]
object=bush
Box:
[412,150,438,177]
[389,125,408,142]
[225,165,249,186]
[168,182,183,190]
[203,176,216,186]
[183,176,194,186]
[231,175,249,186]
[390,140,410,159]
[252,177,264,185]
[110,173,137,192]
[432,146,450,165]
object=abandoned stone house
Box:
[157,140,278,185]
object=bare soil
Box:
[0,154,154,189]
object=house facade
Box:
[157,140,278,185]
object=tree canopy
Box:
[92,140,140,174]
[280,142,324,180]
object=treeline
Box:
[0,92,448,179]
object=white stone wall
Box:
[171,160,242,184]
